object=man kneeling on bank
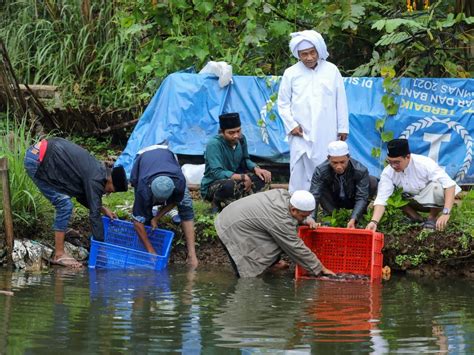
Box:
[366,138,461,232]
[215,189,335,278]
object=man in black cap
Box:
[366,138,461,232]
[24,138,128,267]
[200,112,272,211]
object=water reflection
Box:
[89,268,173,352]
[381,277,474,354]
[296,280,387,354]
[1,268,474,353]
[214,276,308,351]
[213,276,387,353]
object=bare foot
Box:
[52,254,83,268]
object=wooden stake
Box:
[0,157,14,265]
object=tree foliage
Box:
[0,0,471,109]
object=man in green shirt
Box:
[200,112,272,211]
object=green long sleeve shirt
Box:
[200,134,257,198]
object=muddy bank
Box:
[2,228,473,279]
[1,196,473,277]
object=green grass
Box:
[0,0,143,109]
[0,115,52,228]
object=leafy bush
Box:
[192,200,218,243]
[1,1,470,110]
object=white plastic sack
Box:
[182,164,205,185]
[199,61,233,88]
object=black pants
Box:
[320,175,379,217]
[206,174,267,211]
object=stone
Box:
[22,240,45,271]
[12,240,27,269]
[64,242,89,261]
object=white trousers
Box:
[288,153,318,193]
[412,181,446,208]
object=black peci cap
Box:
[219,112,241,130]
[387,139,410,158]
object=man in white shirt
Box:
[366,139,461,231]
[278,30,349,192]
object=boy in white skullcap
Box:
[215,189,335,278]
[309,141,378,228]
[278,30,349,193]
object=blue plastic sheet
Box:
[116,73,473,183]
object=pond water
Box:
[1,266,474,354]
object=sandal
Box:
[402,216,424,225]
[48,254,84,268]
[422,220,436,230]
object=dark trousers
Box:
[320,175,379,217]
[206,174,268,211]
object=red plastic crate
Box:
[295,227,384,282]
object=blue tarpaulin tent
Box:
[116,73,473,184]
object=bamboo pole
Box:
[0,157,14,265]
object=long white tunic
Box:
[278,60,349,192]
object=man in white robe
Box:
[278,30,349,192]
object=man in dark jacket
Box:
[309,141,378,228]
[200,112,272,211]
[130,145,198,268]
[24,138,128,267]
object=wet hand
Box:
[186,255,199,269]
[321,266,335,276]
[436,214,450,231]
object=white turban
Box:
[289,30,329,60]
[290,190,316,211]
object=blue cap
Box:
[151,176,174,202]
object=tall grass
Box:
[0,0,143,109]
[0,113,50,227]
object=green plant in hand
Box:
[322,208,352,227]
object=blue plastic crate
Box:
[88,217,174,270]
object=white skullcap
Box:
[327,141,349,157]
[289,30,329,60]
[290,190,315,211]
[295,40,314,53]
